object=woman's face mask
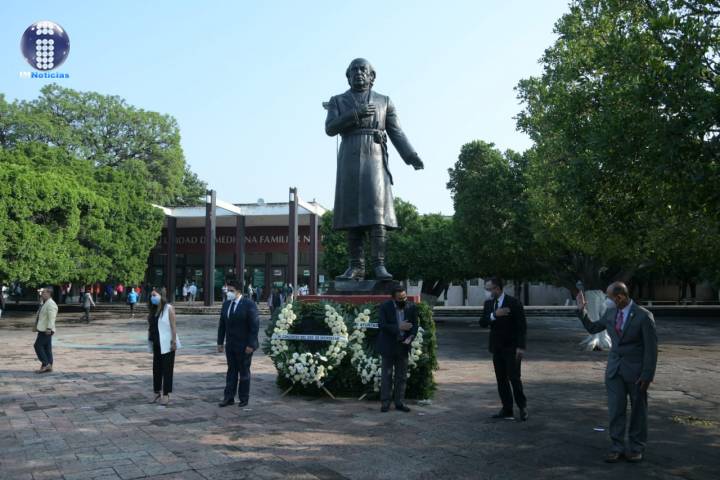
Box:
[150,295,160,305]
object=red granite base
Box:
[298,294,420,305]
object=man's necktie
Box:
[231,301,237,316]
[615,310,624,335]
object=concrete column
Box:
[166,217,177,303]
[309,214,319,295]
[204,190,217,306]
[288,187,298,291]
[264,252,272,299]
[235,215,246,286]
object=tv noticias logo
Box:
[18,20,71,79]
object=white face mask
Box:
[605,298,616,309]
[226,291,236,302]
[484,290,493,301]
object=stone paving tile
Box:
[1,313,719,479]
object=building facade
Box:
[148,194,327,303]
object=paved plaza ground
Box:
[1,308,719,480]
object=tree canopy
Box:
[510,0,720,289]
[0,85,203,286]
[1,85,205,206]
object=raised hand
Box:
[576,291,587,311]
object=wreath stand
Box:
[280,384,336,399]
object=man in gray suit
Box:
[576,282,658,463]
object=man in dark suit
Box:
[576,282,658,463]
[217,280,259,408]
[377,285,419,412]
[480,277,528,421]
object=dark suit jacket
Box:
[578,302,658,382]
[376,300,419,357]
[479,294,527,353]
[217,298,259,350]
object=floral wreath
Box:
[348,306,425,392]
[268,302,349,387]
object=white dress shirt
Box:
[490,293,506,321]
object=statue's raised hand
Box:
[410,154,424,170]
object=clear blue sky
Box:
[1,1,570,214]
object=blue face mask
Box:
[150,295,160,305]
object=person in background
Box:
[82,288,96,323]
[182,281,189,302]
[269,287,282,317]
[189,281,197,304]
[14,283,23,304]
[127,287,139,318]
[0,284,6,319]
[147,288,179,406]
[221,282,228,302]
[33,287,58,373]
[285,283,294,304]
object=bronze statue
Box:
[325,58,424,281]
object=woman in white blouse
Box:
[147,288,180,406]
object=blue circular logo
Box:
[20,21,70,71]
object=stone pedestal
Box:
[299,294,420,305]
[326,279,398,295]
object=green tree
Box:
[1,85,206,206]
[319,211,347,280]
[515,0,720,289]
[447,141,545,292]
[0,144,163,286]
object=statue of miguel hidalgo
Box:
[325,58,424,281]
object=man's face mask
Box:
[396,297,407,309]
[226,291,236,302]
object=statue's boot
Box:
[371,225,393,280]
[336,230,365,280]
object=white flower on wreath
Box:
[269,302,348,387]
